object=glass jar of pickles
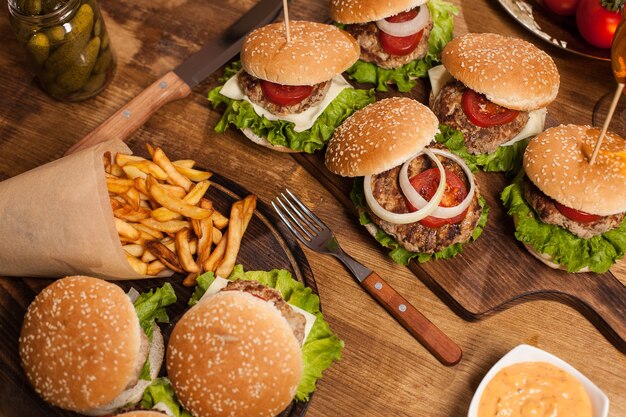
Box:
[8,0,116,101]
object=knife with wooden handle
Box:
[65,0,284,156]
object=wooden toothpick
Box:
[283,0,291,43]
[590,83,625,165]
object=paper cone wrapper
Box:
[0,140,167,279]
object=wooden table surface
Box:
[1,0,625,416]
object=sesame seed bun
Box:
[524,124,626,216]
[441,33,560,111]
[167,291,302,417]
[19,276,147,414]
[115,412,168,417]
[325,97,439,177]
[241,21,359,86]
[330,0,428,24]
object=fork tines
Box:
[272,189,324,245]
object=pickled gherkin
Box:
[9,0,116,101]
[27,32,49,66]
[44,4,94,74]
[56,36,99,92]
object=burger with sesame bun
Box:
[429,33,560,172]
[168,266,343,417]
[502,125,626,273]
[19,276,176,416]
[208,20,374,153]
[330,0,457,92]
[325,97,488,265]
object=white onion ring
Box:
[400,149,476,219]
[364,148,446,225]
[376,6,430,38]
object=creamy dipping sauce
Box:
[478,361,593,417]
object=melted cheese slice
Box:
[201,276,317,343]
[219,71,352,133]
[428,65,546,147]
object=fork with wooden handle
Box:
[272,189,462,366]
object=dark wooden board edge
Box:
[292,153,626,354]
[0,170,316,417]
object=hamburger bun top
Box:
[115,412,168,417]
[167,291,302,417]
[241,21,360,86]
[330,0,427,24]
[325,97,439,177]
[524,124,626,216]
[441,33,560,111]
[19,276,143,412]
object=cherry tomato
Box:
[379,30,423,56]
[544,0,580,16]
[554,201,602,223]
[385,9,419,22]
[406,168,469,228]
[576,0,622,49]
[461,89,520,128]
[260,80,314,106]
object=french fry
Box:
[151,207,183,222]
[147,176,211,220]
[175,228,199,273]
[215,195,256,277]
[212,209,229,229]
[126,253,148,275]
[122,244,145,257]
[110,163,125,177]
[147,260,168,276]
[106,177,133,194]
[152,147,192,191]
[122,164,148,180]
[159,184,187,199]
[146,240,183,273]
[183,272,200,287]
[151,182,210,222]
[146,143,156,158]
[174,165,213,182]
[113,208,150,222]
[140,218,191,234]
[132,223,164,239]
[127,160,168,181]
[173,159,195,169]
[115,218,140,241]
[115,154,146,167]
[122,187,141,211]
[110,197,124,211]
[103,152,112,174]
[212,227,222,244]
[141,248,156,263]
[204,234,227,273]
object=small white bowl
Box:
[467,344,609,417]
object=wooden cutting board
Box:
[0,172,315,417]
[292,100,626,354]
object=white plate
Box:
[467,344,609,417]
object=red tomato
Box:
[576,0,622,49]
[260,81,314,106]
[554,201,602,223]
[378,30,423,56]
[406,168,469,228]
[385,9,419,22]
[544,0,580,16]
[461,89,520,128]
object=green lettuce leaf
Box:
[134,283,177,381]
[501,174,626,273]
[141,377,192,417]
[350,177,489,265]
[188,266,343,402]
[435,124,529,173]
[346,0,457,92]
[208,63,375,153]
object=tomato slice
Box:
[385,9,418,23]
[461,89,520,128]
[379,30,423,56]
[554,201,602,223]
[405,168,469,228]
[260,80,314,106]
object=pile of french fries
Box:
[104,144,256,285]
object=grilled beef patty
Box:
[238,71,330,117]
[223,280,307,346]
[523,178,625,239]
[344,18,432,70]
[432,80,530,154]
[367,153,482,253]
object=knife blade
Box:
[65,0,284,156]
